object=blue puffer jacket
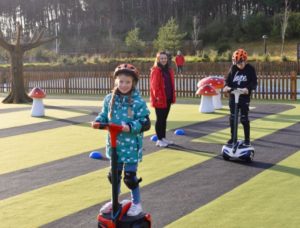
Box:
[95,89,150,164]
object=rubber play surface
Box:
[0,97,299,228]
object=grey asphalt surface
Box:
[1,103,298,228]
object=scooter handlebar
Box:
[91,121,108,129]
[92,122,123,148]
[92,122,123,131]
[230,88,244,93]
[230,88,244,104]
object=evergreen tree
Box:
[153,17,186,54]
[125,28,145,54]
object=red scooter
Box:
[92,122,151,228]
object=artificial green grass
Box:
[193,104,300,144]
[0,98,102,129]
[0,149,213,227]
[2,97,296,175]
[167,150,300,228]
[149,104,229,130]
[0,124,105,174]
[1,97,299,227]
[0,108,85,129]
[44,98,103,107]
[0,101,227,174]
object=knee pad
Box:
[240,115,249,125]
[107,170,122,185]
[123,171,142,190]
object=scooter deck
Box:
[222,140,255,162]
[98,210,151,228]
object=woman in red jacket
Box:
[150,51,176,147]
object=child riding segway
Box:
[92,122,151,227]
[222,49,257,162]
[221,89,255,162]
[92,63,151,227]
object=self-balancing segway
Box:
[92,122,151,228]
[221,89,255,162]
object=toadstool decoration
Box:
[197,76,225,109]
[196,84,217,113]
[28,87,46,117]
[208,76,225,109]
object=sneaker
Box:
[127,203,143,216]
[99,201,112,214]
[243,140,251,146]
[162,138,174,145]
[227,139,233,145]
[156,140,168,147]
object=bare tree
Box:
[0,22,56,104]
[192,15,201,54]
[281,0,290,57]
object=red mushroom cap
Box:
[197,76,225,89]
[196,84,217,96]
[29,87,46,99]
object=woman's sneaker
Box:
[162,138,174,145]
[156,140,168,147]
[127,203,143,216]
[99,201,112,214]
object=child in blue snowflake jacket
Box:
[94,63,150,216]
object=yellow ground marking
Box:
[44,98,103,108]
[0,98,101,111]
[193,104,299,144]
[167,151,300,228]
[149,104,229,131]
[0,124,105,174]
[0,109,85,129]
[0,102,227,174]
[0,149,213,227]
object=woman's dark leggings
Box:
[155,102,171,140]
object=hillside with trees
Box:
[0,0,299,57]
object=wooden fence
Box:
[0,69,298,100]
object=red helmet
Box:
[232,49,248,63]
[114,64,139,82]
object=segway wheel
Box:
[132,220,151,228]
[222,153,230,161]
[245,151,254,163]
[98,222,107,228]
